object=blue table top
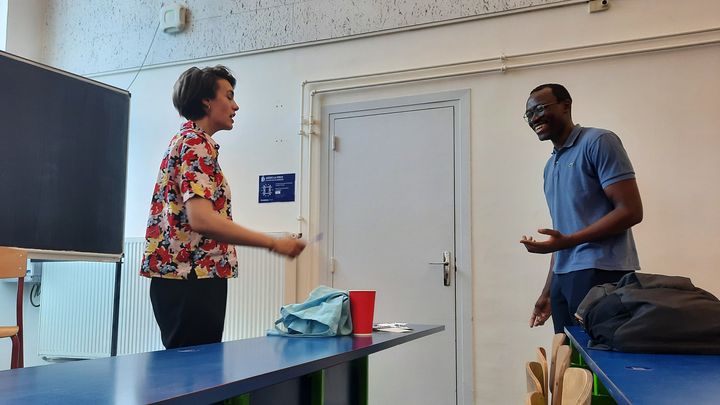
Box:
[565,326,720,405]
[0,324,443,404]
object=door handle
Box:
[428,251,451,287]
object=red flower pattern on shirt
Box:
[139,121,238,279]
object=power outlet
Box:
[588,0,610,13]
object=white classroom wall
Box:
[0,1,6,50]
[3,0,44,60]
[1,1,719,403]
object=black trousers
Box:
[550,269,633,334]
[150,275,228,349]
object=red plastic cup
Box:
[349,290,376,335]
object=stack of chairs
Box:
[526,333,593,405]
[561,368,593,405]
[525,345,548,404]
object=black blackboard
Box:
[0,51,129,258]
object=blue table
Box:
[0,324,443,404]
[565,326,720,405]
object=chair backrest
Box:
[526,390,546,405]
[536,346,548,398]
[0,247,27,369]
[561,367,593,405]
[0,247,27,279]
[551,345,572,405]
[549,333,566,394]
[526,361,544,395]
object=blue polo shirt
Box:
[544,125,640,274]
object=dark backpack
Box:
[575,272,720,354]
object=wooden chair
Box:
[549,333,566,395]
[551,345,572,405]
[0,247,27,369]
[561,367,593,405]
[526,361,544,397]
[526,390,546,405]
[536,346,549,398]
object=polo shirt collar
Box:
[552,124,582,154]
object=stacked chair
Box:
[526,333,593,405]
[561,368,593,405]
[551,345,572,405]
[526,340,551,404]
[527,391,546,405]
[535,347,548,398]
[526,360,545,404]
[549,332,567,398]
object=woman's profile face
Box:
[204,78,239,133]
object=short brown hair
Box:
[172,65,236,120]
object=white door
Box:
[327,97,458,404]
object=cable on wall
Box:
[126,15,162,91]
[30,282,41,308]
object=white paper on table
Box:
[373,323,412,333]
[374,327,412,333]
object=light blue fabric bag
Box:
[267,286,353,337]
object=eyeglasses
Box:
[523,102,560,122]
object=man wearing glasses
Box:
[520,83,643,333]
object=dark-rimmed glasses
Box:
[523,102,559,122]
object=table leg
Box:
[225,356,369,405]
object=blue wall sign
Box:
[259,173,296,203]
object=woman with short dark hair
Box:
[140,65,305,349]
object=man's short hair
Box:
[172,65,236,120]
[530,83,572,104]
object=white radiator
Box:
[38,238,291,359]
[37,261,115,359]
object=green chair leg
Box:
[352,357,369,405]
[310,370,325,405]
[569,341,616,405]
[224,393,250,405]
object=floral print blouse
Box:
[140,121,238,279]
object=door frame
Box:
[316,89,473,404]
